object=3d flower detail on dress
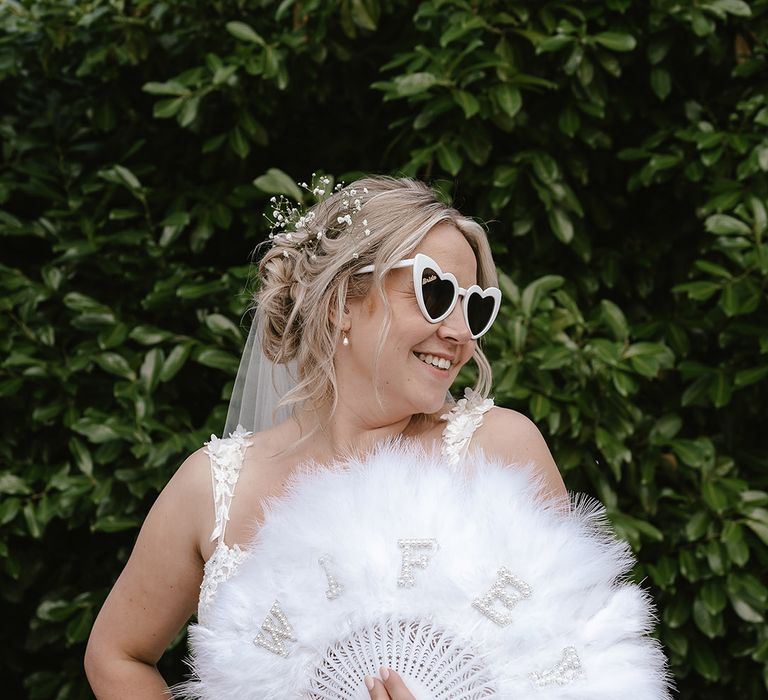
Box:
[440,387,495,466]
[177,442,674,700]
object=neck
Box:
[290,395,420,463]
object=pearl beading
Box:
[318,555,343,600]
[472,566,532,627]
[396,538,439,588]
[529,646,584,687]
[253,600,297,658]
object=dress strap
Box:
[440,388,494,466]
[203,425,253,544]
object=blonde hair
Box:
[255,175,497,420]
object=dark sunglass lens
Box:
[467,293,496,336]
[421,268,455,320]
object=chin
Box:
[413,392,449,417]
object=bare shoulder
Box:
[166,444,214,503]
[151,444,215,556]
[472,406,568,503]
[473,406,544,453]
[168,443,214,495]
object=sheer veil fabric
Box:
[223,313,298,438]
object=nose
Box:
[436,299,473,344]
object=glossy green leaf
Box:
[691,640,720,681]
[693,598,723,638]
[453,89,480,118]
[0,472,31,495]
[700,581,727,615]
[140,348,164,394]
[663,594,691,628]
[707,370,732,407]
[226,21,265,45]
[253,168,303,201]
[142,80,188,96]
[393,72,438,97]
[722,521,749,566]
[95,353,135,380]
[734,365,768,387]
[112,164,140,190]
[536,35,574,54]
[593,32,637,52]
[68,437,93,477]
[160,344,193,382]
[650,67,671,100]
[494,84,522,117]
[129,325,172,345]
[685,512,711,541]
[436,143,463,176]
[520,275,564,317]
[547,206,574,243]
[599,299,629,341]
[705,214,751,236]
[710,0,752,17]
[92,515,142,533]
[194,348,240,373]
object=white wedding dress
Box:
[175,390,673,699]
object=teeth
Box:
[416,353,451,370]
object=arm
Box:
[85,447,213,699]
[473,407,569,504]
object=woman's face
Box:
[341,222,479,420]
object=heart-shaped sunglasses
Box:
[355,253,501,339]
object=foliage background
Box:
[1,0,767,698]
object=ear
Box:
[328,297,352,332]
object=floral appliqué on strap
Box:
[198,425,253,621]
[440,387,494,466]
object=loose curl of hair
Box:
[254,175,497,422]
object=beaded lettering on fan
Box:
[307,617,497,699]
[529,646,585,687]
[197,391,494,620]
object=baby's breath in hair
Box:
[266,173,373,261]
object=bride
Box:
[85,176,671,699]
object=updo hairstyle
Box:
[255,175,496,418]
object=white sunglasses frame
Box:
[355,253,502,339]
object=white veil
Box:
[223,312,298,437]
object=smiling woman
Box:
[250,177,500,430]
[84,176,672,700]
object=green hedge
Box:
[1,1,767,697]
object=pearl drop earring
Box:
[342,332,349,346]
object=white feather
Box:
[174,441,674,699]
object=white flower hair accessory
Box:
[267,173,372,261]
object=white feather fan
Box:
[175,442,673,699]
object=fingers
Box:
[364,673,390,699]
[379,667,417,700]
